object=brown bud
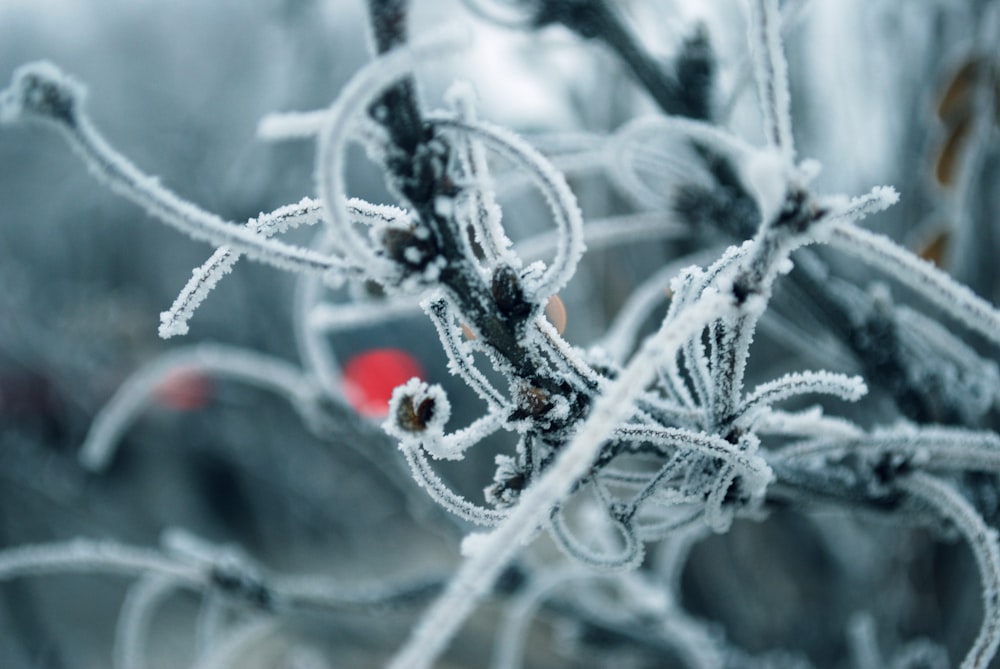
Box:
[937,56,984,123]
[381,227,436,269]
[521,386,550,417]
[935,113,973,187]
[396,394,436,433]
[491,265,532,319]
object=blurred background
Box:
[1,0,998,667]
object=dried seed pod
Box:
[937,56,984,123]
[935,113,974,187]
[916,227,951,267]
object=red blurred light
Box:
[342,348,425,417]
[154,368,213,411]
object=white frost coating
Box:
[550,504,644,571]
[315,25,469,271]
[308,297,420,333]
[774,425,1000,465]
[423,411,503,462]
[0,538,201,585]
[79,344,316,472]
[0,60,86,122]
[828,223,1000,347]
[615,425,773,498]
[294,232,344,399]
[898,474,1000,669]
[609,120,715,209]
[257,109,330,141]
[114,576,178,669]
[459,532,490,558]
[515,212,688,266]
[424,298,507,409]
[601,248,725,363]
[384,379,451,445]
[608,115,756,207]
[398,441,508,526]
[0,62,345,277]
[160,198,325,338]
[445,80,514,264]
[753,407,864,439]
[740,371,867,418]
[427,114,585,301]
[386,289,729,669]
[747,0,794,159]
[819,185,899,229]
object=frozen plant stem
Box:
[898,473,1000,669]
[387,291,728,669]
[0,63,347,278]
[748,0,794,158]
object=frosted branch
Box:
[387,289,729,669]
[428,114,585,301]
[549,505,644,572]
[898,473,1000,669]
[79,344,316,471]
[0,62,346,277]
[828,223,1000,348]
[159,197,325,338]
[314,26,468,271]
[747,0,794,158]
[740,371,867,420]
[399,441,509,526]
[0,538,201,584]
[188,618,277,669]
[114,576,179,669]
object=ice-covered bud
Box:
[384,378,450,442]
[381,225,437,271]
[1,61,84,127]
[491,264,533,320]
[484,454,527,508]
